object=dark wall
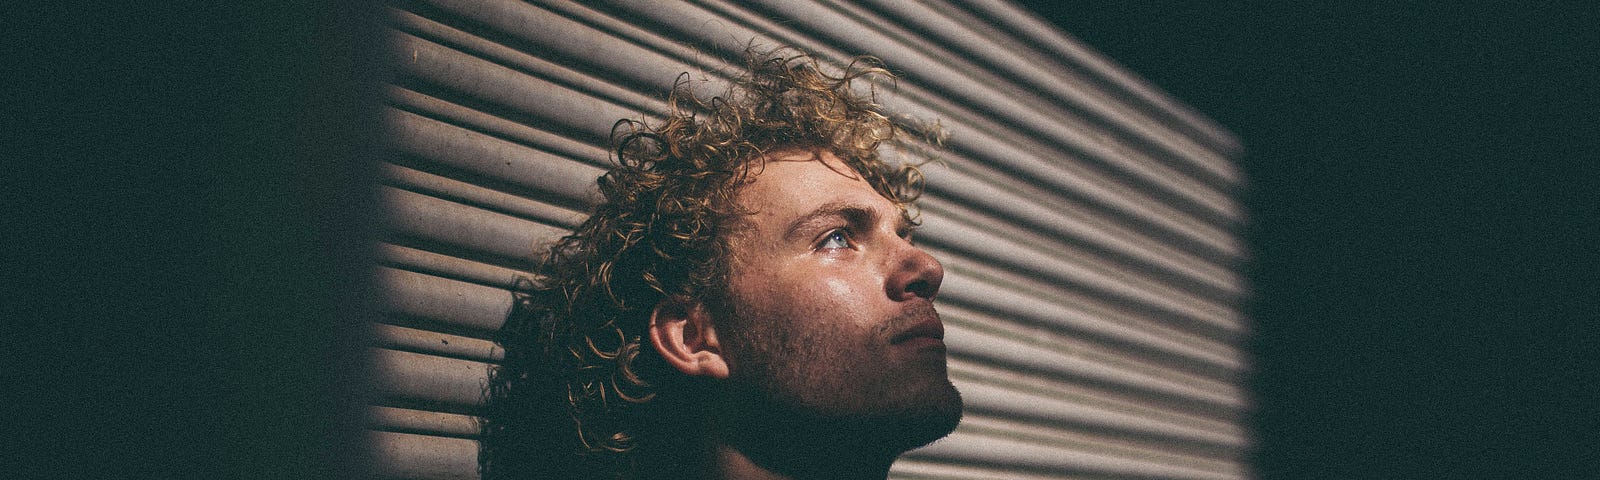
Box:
[15,2,385,478]
[1019,1,1599,478]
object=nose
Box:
[887,240,944,301]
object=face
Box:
[713,150,961,451]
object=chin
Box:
[872,380,964,452]
[912,382,965,446]
[724,377,963,460]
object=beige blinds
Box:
[364,1,1249,478]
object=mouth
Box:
[890,316,945,346]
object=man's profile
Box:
[481,48,960,480]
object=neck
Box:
[702,439,895,480]
[639,382,920,480]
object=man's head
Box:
[684,149,961,471]
[482,49,959,478]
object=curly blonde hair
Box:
[481,48,940,479]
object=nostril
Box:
[904,278,933,299]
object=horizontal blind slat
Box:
[376,266,514,334]
[369,430,480,480]
[370,347,490,410]
[369,406,483,439]
[371,322,503,364]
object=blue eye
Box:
[819,230,852,250]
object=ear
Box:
[648,296,730,379]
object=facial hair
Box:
[713,296,963,455]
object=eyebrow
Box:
[782,200,909,242]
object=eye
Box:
[818,229,853,250]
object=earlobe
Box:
[648,297,730,379]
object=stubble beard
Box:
[713,296,963,457]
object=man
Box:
[481,49,961,480]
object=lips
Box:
[891,317,944,344]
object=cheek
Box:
[822,277,854,301]
[764,274,854,314]
[736,261,883,330]
[814,273,879,329]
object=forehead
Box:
[736,150,891,214]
